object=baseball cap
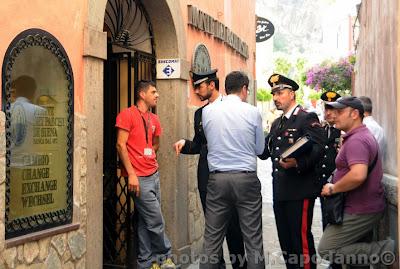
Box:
[326,96,365,115]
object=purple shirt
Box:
[333,125,385,214]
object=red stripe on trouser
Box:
[302,199,310,269]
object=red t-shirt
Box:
[115,106,162,177]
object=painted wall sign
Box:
[256,16,275,43]
[188,5,249,59]
[156,59,181,79]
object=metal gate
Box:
[103,50,155,269]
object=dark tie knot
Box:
[279,116,287,129]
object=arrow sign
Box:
[156,59,181,79]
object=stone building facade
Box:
[0,1,256,268]
[353,0,399,250]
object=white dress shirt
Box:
[202,94,265,172]
[363,116,385,155]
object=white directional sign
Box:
[156,59,180,79]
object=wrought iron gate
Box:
[103,50,155,269]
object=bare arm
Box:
[153,136,160,153]
[321,163,368,196]
[116,128,140,196]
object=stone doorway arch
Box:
[84,0,190,268]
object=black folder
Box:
[280,135,313,159]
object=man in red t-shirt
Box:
[116,81,175,269]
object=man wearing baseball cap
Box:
[319,96,394,266]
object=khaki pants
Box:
[318,212,394,266]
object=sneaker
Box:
[150,262,161,269]
[160,258,176,269]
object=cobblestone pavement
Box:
[188,159,329,269]
[257,159,328,269]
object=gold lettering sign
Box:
[7,45,71,222]
[3,29,73,238]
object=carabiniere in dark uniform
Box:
[319,123,341,186]
[318,91,342,230]
[259,73,326,269]
[262,106,325,200]
[181,104,209,208]
[318,91,342,187]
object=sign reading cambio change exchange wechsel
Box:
[9,47,70,220]
[4,29,73,238]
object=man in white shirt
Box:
[173,69,246,269]
[359,96,385,157]
[200,71,265,269]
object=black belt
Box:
[210,170,255,174]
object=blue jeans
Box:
[135,171,172,269]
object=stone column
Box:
[82,25,107,269]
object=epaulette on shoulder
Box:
[293,106,305,116]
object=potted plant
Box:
[308,90,321,108]
[304,54,355,96]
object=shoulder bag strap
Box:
[367,151,379,175]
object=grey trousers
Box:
[200,172,265,269]
[135,171,172,269]
[318,211,393,266]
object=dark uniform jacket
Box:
[181,105,209,192]
[318,124,341,186]
[259,106,326,201]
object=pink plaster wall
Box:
[181,0,256,106]
[0,0,86,113]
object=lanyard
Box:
[137,107,151,145]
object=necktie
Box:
[279,116,287,129]
[326,126,332,139]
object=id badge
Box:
[144,148,152,156]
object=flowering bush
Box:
[304,55,355,96]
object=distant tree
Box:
[256,88,273,117]
[274,57,292,76]
[256,88,272,102]
[273,32,289,53]
[272,56,308,106]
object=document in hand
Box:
[280,135,312,159]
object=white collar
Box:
[284,104,298,119]
[225,94,241,101]
[210,94,223,104]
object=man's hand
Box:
[321,183,334,197]
[128,174,140,196]
[173,139,186,156]
[279,158,297,169]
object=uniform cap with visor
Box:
[268,73,299,93]
[191,69,218,87]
